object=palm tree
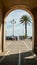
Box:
[20,15,31,38]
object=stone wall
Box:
[31,7,37,54]
[0,0,37,53]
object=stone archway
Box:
[4,5,34,52]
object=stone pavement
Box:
[0,39,37,65]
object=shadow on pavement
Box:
[0,50,37,65]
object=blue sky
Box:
[5,9,32,37]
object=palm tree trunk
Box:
[25,22,27,38]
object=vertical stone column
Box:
[0,0,6,52]
[0,28,1,51]
[31,7,37,54]
[34,20,37,54]
[1,17,4,52]
[1,14,6,52]
[4,22,6,50]
[32,18,34,53]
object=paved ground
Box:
[0,39,37,65]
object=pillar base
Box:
[34,47,37,55]
[0,50,9,62]
[0,49,9,56]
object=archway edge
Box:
[4,5,34,21]
[4,5,34,52]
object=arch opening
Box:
[4,5,34,59]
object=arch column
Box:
[1,16,4,52]
[1,11,5,52]
[31,7,37,54]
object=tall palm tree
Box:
[20,15,31,38]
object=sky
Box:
[4,9,32,37]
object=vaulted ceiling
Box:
[2,0,37,10]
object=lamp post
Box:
[11,19,16,37]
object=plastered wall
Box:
[0,1,3,51]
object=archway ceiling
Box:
[2,0,37,11]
